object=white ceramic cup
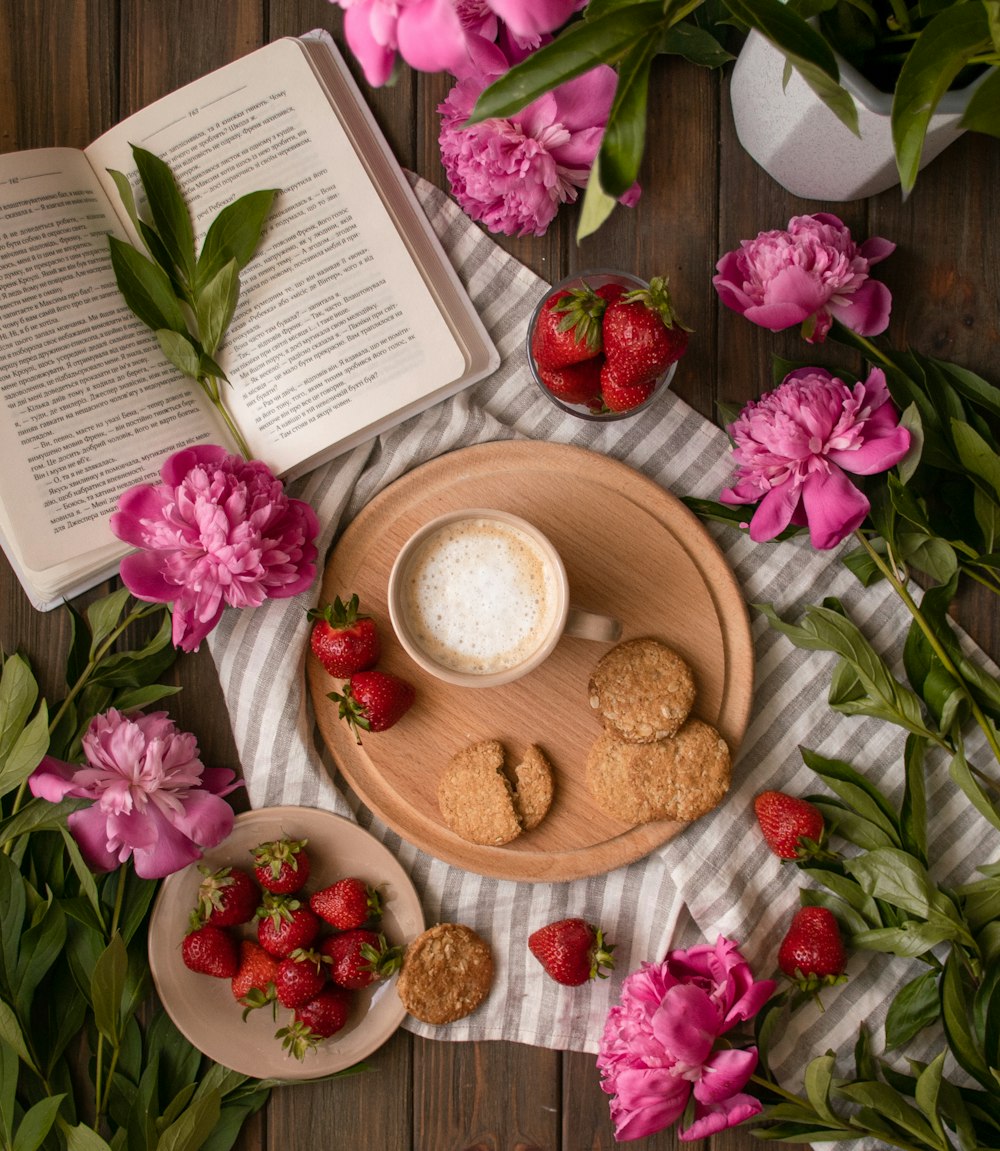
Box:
[387,508,621,688]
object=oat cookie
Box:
[510,744,555,831]
[396,923,493,1024]
[585,719,731,825]
[438,739,554,845]
[589,637,696,743]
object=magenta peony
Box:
[332,0,470,86]
[29,708,239,879]
[720,366,911,550]
[712,213,895,343]
[111,445,319,652]
[597,937,776,1142]
[438,51,639,237]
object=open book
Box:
[0,31,499,611]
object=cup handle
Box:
[565,605,622,643]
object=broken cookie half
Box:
[438,739,554,845]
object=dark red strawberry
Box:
[530,286,605,369]
[310,877,382,930]
[778,906,848,996]
[231,939,279,1013]
[307,593,381,678]
[536,357,604,407]
[275,948,329,1009]
[195,864,260,927]
[599,367,657,413]
[251,837,311,894]
[277,986,353,1058]
[527,917,614,986]
[328,671,415,744]
[256,894,320,958]
[319,928,403,990]
[181,924,240,978]
[754,790,828,860]
[601,276,689,390]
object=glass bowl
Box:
[525,269,678,421]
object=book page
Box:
[87,39,468,477]
[0,149,221,575]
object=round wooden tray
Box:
[307,440,753,882]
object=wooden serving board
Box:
[307,440,754,882]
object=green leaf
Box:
[800,749,901,843]
[85,587,133,661]
[14,898,67,1019]
[471,5,668,120]
[725,0,859,132]
[941,946,992,1086]
[597,39,655,197]
[156,330,202,380]
[0,1000,33,1068]
[852,921,961,957]
[12,1094,66,1151]
[961,67,1000,136]
[106,168,142,234]
[196,189,277,288]
[0,652,38,759]
[951,417,1000,499]
[92,933,128,1045]
[949,745,1000,832]
[658,22,733,67]
[885,970,941,1049]
[155,1090,222,1151]
[800,864,882,925]
[892,3,992,192]
[132,145,197,286]
[108,237,189,335]
[804,1053,839,1123]
[194,258,240,357]
[576,163,619,241]
[0,699,48,801]
[844,848,969,935]
[59,1119,114,1151]
[835,1081,942,1146]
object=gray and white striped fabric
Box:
[208,177,994,1092]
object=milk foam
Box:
[401,518,559,675]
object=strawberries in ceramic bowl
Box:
[526,270,689,420]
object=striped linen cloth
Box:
[208,177,991,1091]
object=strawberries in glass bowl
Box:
[526,270,688,421]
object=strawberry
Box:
[527,917,614,986]
[275,948,329,1009]
[320,928,403,990]
[600,276,689,390]
[754,790,827,860]
[277,986,353,1058]
[599,368,657,414]
[530,286,605,369]
[231,940,279,1013]
[256,893,320,958]
[328,670,415,744]
[536,357,604,408]
[194,864,260,927]
[181,924,240,978]
[307,593,381,678]
[310,877,382,930]
[251,837,311,894]
[778,906,848,996]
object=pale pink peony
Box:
[111,445,319,652]
[597,938,776,1142]
[713,213,895,343]
[438,54,639,237]
[29,709,239,879]
[331,0,470,86]
[721,366,911,550]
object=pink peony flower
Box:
[485,0,582,39]
[29,709,240,879]
[438,56,639,237]
[331,0,471,86]
[713,213,895,343]
[720,366,911,550]
[111,445,319,652]
[597,937,776,1143]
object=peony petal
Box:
[827,424,911,475]
[747,480,802,542]
[607,1067,690,1142]
[67,806,121,873]
[117,551,178,604]
[693,1048,758,1104]
[830,279,893,337]
[344,1,398,86]
[29,756,88,801]
[680,1092,763,1141]
[169,790,235,849]
[487,0,580,38]
[397,0,469,74]
[651,984,718,1065]
[800,466,870,549]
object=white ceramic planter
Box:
[730,29,988,201]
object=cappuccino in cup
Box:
[388,509,620,688]
[398,516,559,676]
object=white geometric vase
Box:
[730,29,987,201]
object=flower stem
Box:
[854,530,1000,790]
[94,867,129,1131]
[199,374,252,460]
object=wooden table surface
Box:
[3,2,998,1149]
